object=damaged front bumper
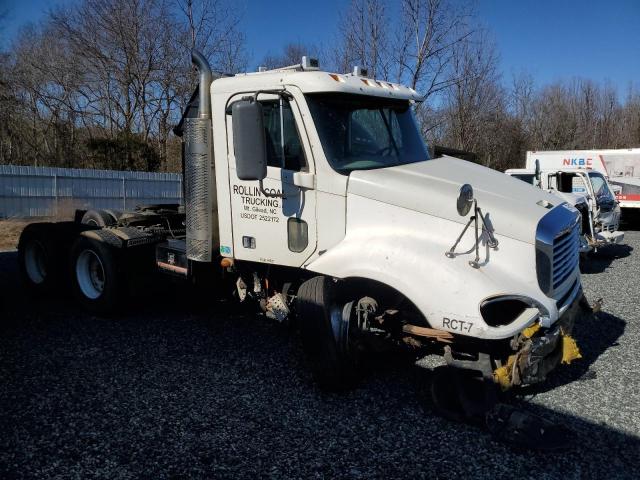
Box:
[493,292,589,390]
[594,229,625,245]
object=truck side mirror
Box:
[232,99,267,181]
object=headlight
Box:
[480,296,546,327]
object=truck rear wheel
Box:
[18,226,58,295]
[296,276,359,391]
[81,209,117,227]
[70,237,122,314]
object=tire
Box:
[18,225,59,295]
[70,236,123,314]
[81,209,117,227]
[296,276,359,391]
[103,209,122,223]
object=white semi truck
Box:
[17,52,586,407]
[506,161,624,249]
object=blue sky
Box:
[2,0,639,92]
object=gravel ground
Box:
[1,231,639,479]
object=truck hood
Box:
[347,156,563,244]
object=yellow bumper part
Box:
[561,334,582,364]
[492,331,582,390]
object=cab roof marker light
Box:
[360,78,377,87]
[329,73,345,83]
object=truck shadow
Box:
[580,243,633,274]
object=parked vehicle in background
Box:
[527,149,640,213]
[506,163,624,250]
[505,168,592,253]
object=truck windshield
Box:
[588,172,615,206]
[305,93,429,174]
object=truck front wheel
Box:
[296,276,360,391]
[71,237,122,314]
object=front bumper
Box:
[493,292,588,389]
[595,230,625,245]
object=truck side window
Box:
[570,175,587,194]
[259,99,307,172]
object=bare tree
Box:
[334,0,391,78]
[618,86,640,147]
[2,0,639,173]
[260,43,321,70]
[2,0,247,171]
[395,0,474,97]
[432,29,534,171]
[175,0,247,74]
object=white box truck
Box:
[16,52,587,416]
[527,149,640,211]
[504,152,626,248]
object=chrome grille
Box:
[535,204,581,298]
[552,223,580,290]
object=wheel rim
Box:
[24,240,47,284]
[76,249,105,299]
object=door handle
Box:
[293,172,315,190]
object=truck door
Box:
[227,93,317,267]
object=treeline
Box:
[1,0,639,172]
[0,0,246,171]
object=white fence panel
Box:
[0,165,182,218]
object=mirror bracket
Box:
[259,179,285,199]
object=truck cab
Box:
[505,167,624,249]
[18,52,588,403]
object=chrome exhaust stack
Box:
[183,50,218,262]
